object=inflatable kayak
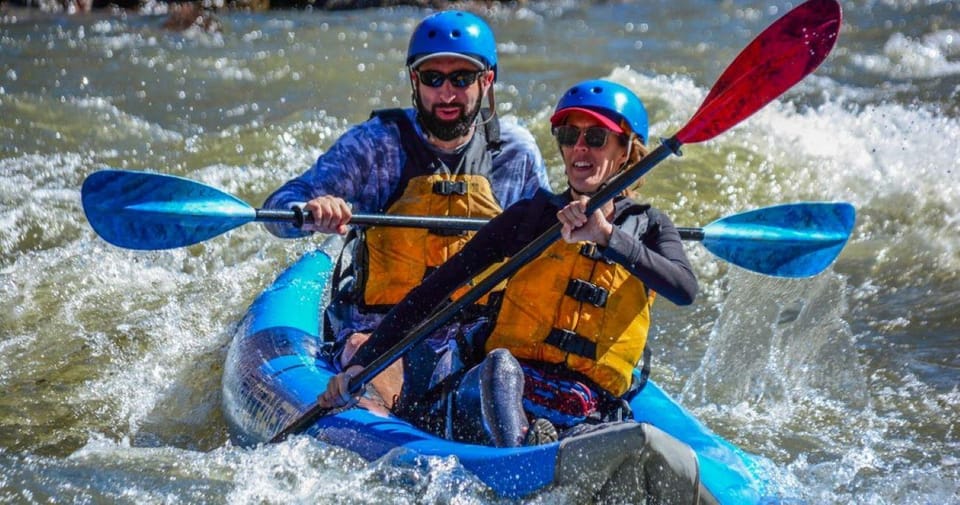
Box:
[221,249,780,503]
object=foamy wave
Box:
[0,152,90,260]
[755,99,959,212]
[73,96,184,143]
[853,29,960,79]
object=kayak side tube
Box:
[221,251,560,498]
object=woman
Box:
[319,80,698,448]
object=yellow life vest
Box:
[485,240,655,397]
[355,108,506,310]
[362,172,504,307]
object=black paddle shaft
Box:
[259,206,705,240]
[256,207,492,232]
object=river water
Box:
[1,1,958,503]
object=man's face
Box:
[412,56,493,143]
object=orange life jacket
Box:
[485,239,655,396]
[355,109,505,310]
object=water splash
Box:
[682,270,867,415]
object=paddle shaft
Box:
[260,200,707,240]
[257,208,491,232]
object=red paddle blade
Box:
[676,0,842,144]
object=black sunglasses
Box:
[552,125,620,148]
[416,69,483,89]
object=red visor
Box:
[549,107,625,134]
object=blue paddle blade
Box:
[702,202,855,278]
[81,170,257,250]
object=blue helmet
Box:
[550,80,649,143]
[406,11,498,81]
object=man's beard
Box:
[417,99,481,142]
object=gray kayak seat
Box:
[554,421,720,505]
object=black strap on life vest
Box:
[428,177,469,237]
[635,346,652,393]
[478,108,502,153]
[565,278,609,307]
[432,179,468,195]
[545,328,598,360]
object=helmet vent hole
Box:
[451,29,461,38]
[590,86,602,94]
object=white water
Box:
[2,1,959,503]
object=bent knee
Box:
[482,348,522,384]
[485,348,520,369]
[340,332,371,367]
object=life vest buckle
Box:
[433,180,468,196]
[565,279,609,307]
[579,243,615,264]
[579,243,602,260]
[546,328,597,359]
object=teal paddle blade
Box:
[702,201,855,277]
[81,170,257,250]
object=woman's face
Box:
[558,111,629,195]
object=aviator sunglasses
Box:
[552,125,621,149]
[416,69,484,88]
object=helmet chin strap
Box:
[409,69,426,124]
[622,133,634,169]
[479,84,496,125]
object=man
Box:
[262,10,550,406]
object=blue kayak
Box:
[221,250,779,503]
